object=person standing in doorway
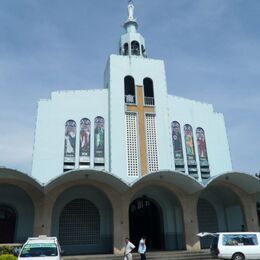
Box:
[124,237,135,260]
[138,236,146,260]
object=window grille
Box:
[145,114,159,172]
[59,199,100,245]
[126,113,139,176]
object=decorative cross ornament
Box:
[126,85,155,176]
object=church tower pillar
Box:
[180,193,201,251]
[239,193,259,231]
[33,196,53,237]
[112,195,130,254]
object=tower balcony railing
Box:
[125,95,136,104]
[144,96,155,106]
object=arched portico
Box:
[129,171,204,251]
[129,184,185,251]
[0,168,43,243]
[197,185,246,248]
[1,168,259,256]
[45,169,129,255]
[131,171,204,251]
[0,184,35,243]
[198,172,260,248]
[129,196,164,250]
[51,185,113,255]
[206,172,260,232]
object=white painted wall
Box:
[32,89,108,183]
[168,95,232,178]
[32,55,232,184]
[107,54,170,183]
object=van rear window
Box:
[223,234,258,246]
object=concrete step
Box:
[63,250,217,260]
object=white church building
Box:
[0,0,260,256]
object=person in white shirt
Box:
[138,237,146,260]
[124,237,135,260]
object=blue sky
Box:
[0,0,259,175]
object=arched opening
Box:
[143,77,155,105]
[0,184,34,243]
[131,41,140,56]
[0,204,16,243]
[197,186,246,249]
[129,185,185,251]
[51,185,113,255]
[59,199,100,246]
[123,43,129,55]
[124,75,136,104]
[129,197,164,250]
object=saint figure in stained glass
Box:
[64,120,76,161]
[171,121,183,160]
[196,128,208,159]
[94,117,105,159]
[80,118,91,157]
[184,124,195,158]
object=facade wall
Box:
[168,95,232,179]
[32,90,109,183]
[32,57,232,185]
[107,54,171,183]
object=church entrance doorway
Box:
[129,197,164,250]
[0,205,16,243]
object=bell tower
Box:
[119,0,147,57]
[106,0,171,182]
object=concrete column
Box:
[180,193,201,251]
[240,194,259,232]
[112,194,130,255]
[33,196,53,236]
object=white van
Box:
[18,236,62,260]
[198,232,260,260]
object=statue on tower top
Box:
[128,0,135,21]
